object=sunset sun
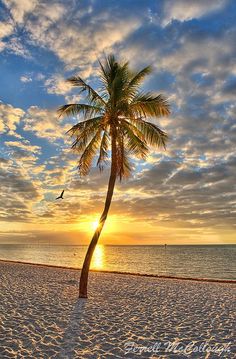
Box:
[91,220,99,231]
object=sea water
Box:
[0,244,235,280]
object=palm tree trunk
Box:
[79,132,117,298]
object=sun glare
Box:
[91,245,104,270]
[91,220,100,231]
[77,215,120,235]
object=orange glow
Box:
[91,220,100,231]
[91,245,104,269]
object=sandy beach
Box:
[0,261,235,358]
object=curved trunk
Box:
[79,132,117,298]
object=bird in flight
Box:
[56,190,64,200]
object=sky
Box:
[0,0,235,245]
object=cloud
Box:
[0,20,14,44]
[0,103,25,135]
[0,20,14,52]
[112,157,236,229]
[5,36,31,57]
[3,0,38,24]
[162,0,228,25]
[3,0,142,73]
[5,140,41,152]
[20,75,32,83]
[222,76,236,95]
[35,73,45,81]
[0,155,40,222]
[23,106,68,141]
[44,75,72,95]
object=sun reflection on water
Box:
[91,244,104,270]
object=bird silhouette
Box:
[56,190,64,200]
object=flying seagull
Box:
[56,190,64,200]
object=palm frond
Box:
[99,55,130,106]
[67,116,103,136]
[116,134,132,180]
[130,93,170,118]
[69,117,103,153]
[67,76,106,106]
[129,117,168,149]
[98,54,118,88]
[122,119,145,141]
[111,62,130,106]
[97,130,109,171]
[121,121,148,159]
[125,66,152,99]
[58,104,102,118]
[78,129,102,176]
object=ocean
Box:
[0,244,235,280]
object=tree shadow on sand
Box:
[58,298,88,359]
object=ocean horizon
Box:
[1,244,235,280]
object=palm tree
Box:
[58,55,170,298]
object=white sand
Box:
[0,261,235,358]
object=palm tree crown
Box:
[58,55,170,179]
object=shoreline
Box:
[1,258,235,284]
